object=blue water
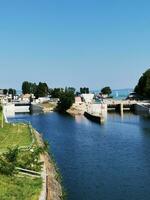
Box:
[93,88,133,100]
[9,113,150,200]
[112,88,133,100]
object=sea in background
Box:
[111,88,133,100]
[92,88,133,100]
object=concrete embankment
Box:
[33,130,63,200]
[135,103,150,115]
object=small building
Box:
[20,94,31,103]
[75,96,82,104]
[81,94,94,103]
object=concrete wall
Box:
[3,103,30,117]
[15,105,30,113]
[81,94,94,103]
[31,103,43,113]
[87,103,107,117]
[135,103,150,115]
[3,104,15,117]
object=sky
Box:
[0,0,150,90]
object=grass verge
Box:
[0,174,42,200]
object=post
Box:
[1,111,3,128]
[120,103,123,116]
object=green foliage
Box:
[3,89,8,95]
[22,81,31,94]
[0,145,44,175]
[57,88,75,112]
[35,82,49,98]
[50,88,64,98]
[0,158,16,176]
[8,88,16,96]
[0,175,42,200]
[22,81,49,98]
[4,147,19,163]
[22,81,37,95]
[43,140,49,152]
[65,87,76,93]
[134,69,150,98]
[80,87,89,94]
[0,147,19,176]
[101,86,112,95]
[17,148,43,172]
[0,122,32,152]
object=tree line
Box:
[22,81,49,98]
[3,88,16,97]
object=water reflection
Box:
[8,112,150,200]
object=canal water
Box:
[9,112,150,200]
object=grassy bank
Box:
[0,111,42,200]
[0,175,42,200]
[0,123,32,153]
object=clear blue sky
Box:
[0,0,150,90]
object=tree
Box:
[101,87,112,96]
[80,87,89,94]
[134,69,150,98]
[8,88,16,98]
[50,88,64,98]
[22,81,31,94]
[30,83,37,95]
[3,89,8,95]
[35,82,49,98]
[65,87,76,93]
[57,89,75,112]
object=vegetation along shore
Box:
[0,108,63,200]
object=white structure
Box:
[75,96,82,104]
[81,94,94,103]
[3,104,15,117]
[20,94,31,103]
[87,103,107,117]
[37,97,50,103]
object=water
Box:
[93,88,133,100]
[111,88,133,100]
[9,113,150,200]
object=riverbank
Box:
[0,111,42,200]
[11,112,150,200]
[1,110,63,200]
[33,129,63,200]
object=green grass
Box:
[0,111,42,199]
[0,122,32,153]
[0,174,42,200]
